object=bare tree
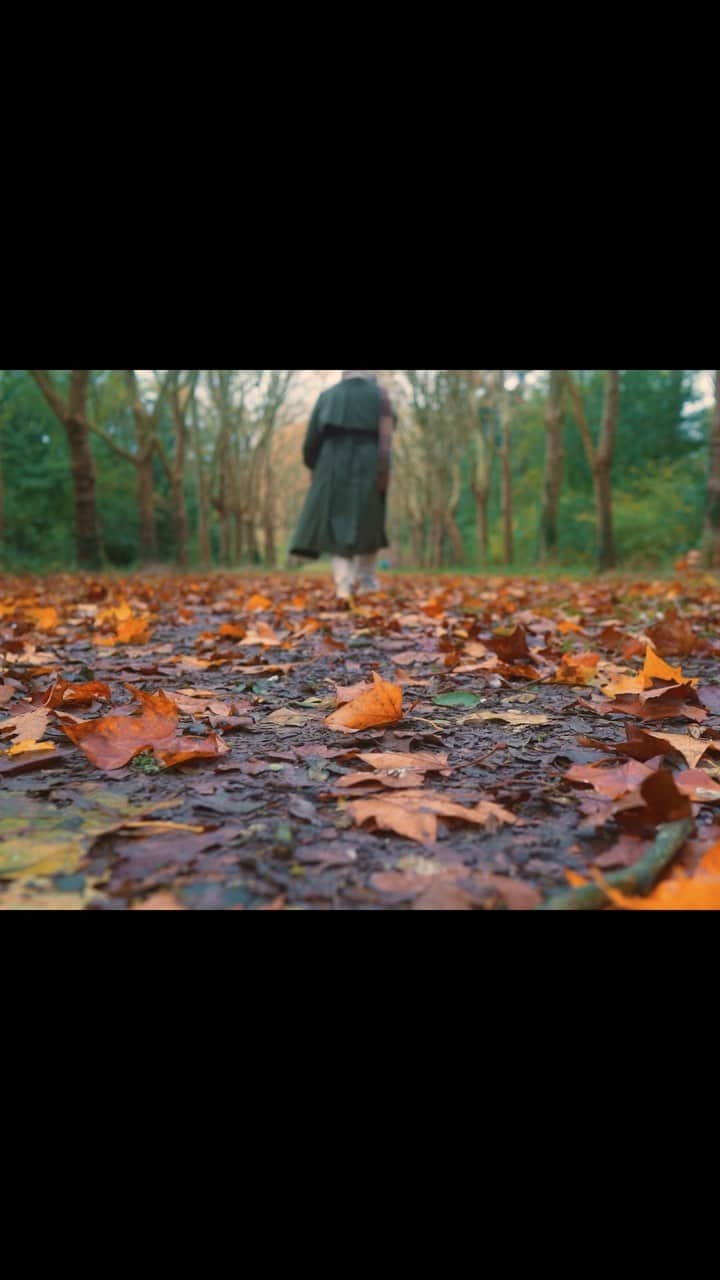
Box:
[207,371,297,566]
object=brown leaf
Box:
[264,709,310,728]
[241,622,286,646]
[166,689,233,717]
[133,891,186,910]
[646,617,697,656]
[325,672,403,733]
[594,835,650,870]
[154,733,229,768]
[635,728,714,770]
[348,789,516,845]
[674,769,720,802]
[337,769,427,789]
[464,710,551,727]
[487,625,533,663]
[44,679,112,709]
[565,758,659,799]
[351,798,438,844]
[333,681,375,705]
[412,880,478,909]
[57,686,180,769]
[357,751,451,773]
[639,770,693,824]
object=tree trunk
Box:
[172,395,188,568]
[445,465,464,563]
[172,474,188,568]
[191,399,211,570]
[236,513,246,564]
[218,506,231,565]
[540,370,566,561]
[263,447,277,567]
[705,371,720,567]
[594,462,615,571]
[66,415,103,569]
[472,413,495,568]
[566,370,619,573]
[29,371,103,569]
[159,373,198,569]
[595,370,619,571]
[475,491,489,565]
[136,456,158,561]
[499,373,514,564]
[0,413,4,554]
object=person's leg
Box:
[354,552,380,592]
[332,556,355,601]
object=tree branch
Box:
[28,370,68,423]
[565,371,597,469]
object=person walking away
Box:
[291,370,396,606]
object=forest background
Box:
[1,370,718,575]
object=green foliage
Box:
[0,369,714,573]
[445,371,711,570]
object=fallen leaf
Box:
[348,789,516,845]
[57,686,179,769]
[646,617,697,656]
[464,709,551,727]
[264,709,310,728]
[674,769,720,802]
[325,672,402,733]
[0,707,51,743]
[565,758,658,799]
[333,681,374,705]
[593,841,720,909]
[636,729,714,771]
[357,751,451,773]
[133,892,186,910]
[6,739,56,758]
[433,691,481,709]
[44,679,112,709]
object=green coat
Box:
[291,378,392,559]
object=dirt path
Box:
[2,570,719,909]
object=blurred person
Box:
[291,370,397,607]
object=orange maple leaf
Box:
[325,672,403,733]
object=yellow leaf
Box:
[6,739,56,757]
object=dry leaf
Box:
[264,709,310,727]
[357,751,451,773]
[348,789,515,845]
[0,707,51,743]
[592,841,720,910]
[325,672,402,733]
[464,710,551,727]
[6,739,56,758]
[44,679,112,708]
[132,892,186,910]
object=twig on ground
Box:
[537,818,693,911]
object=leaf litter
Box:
[3,570,720,908]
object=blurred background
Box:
[1,369,717,574]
